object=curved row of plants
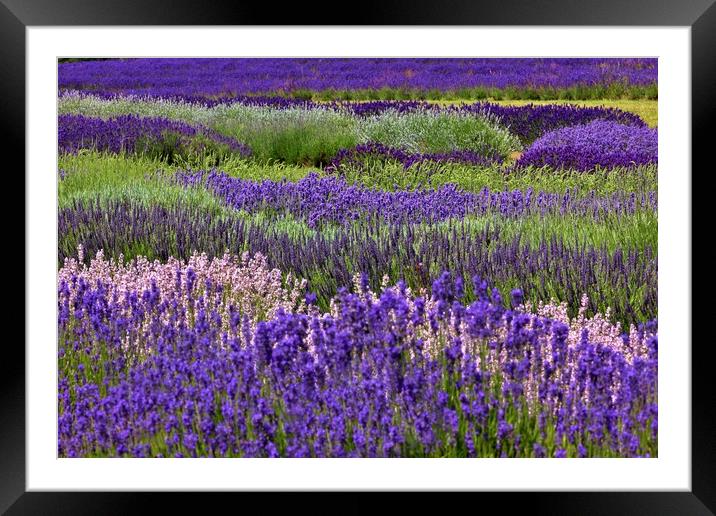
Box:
[58,94,656,170]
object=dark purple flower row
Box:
[58,269,657,457]
[325,142,502,172]
[61,89,316,109]
[58,113,251,157]
[176,170,657,226]
[58,199,658,327]
[58,58,657,98]
[467,103,648,144]
[514,120,658,171]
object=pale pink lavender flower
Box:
[59,246,308,352]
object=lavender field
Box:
[57,58,658,458]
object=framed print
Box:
[7,0,715,513]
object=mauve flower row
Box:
[59,248,308,331]
[58,113,251,157]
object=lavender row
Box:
[176,170,657,226]
[58,58,657,98]
[58,199,658,326]
[515,120,658,171]
[59,248,650,363]
[59,90,649,144]
[59,249,309,328]
[59,89,319,109]
[58,113,251,157]
[59,262,657,457]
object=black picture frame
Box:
[6,1,715,513]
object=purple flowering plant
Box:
[58,58,657,101]
[56,58,658,458]
[58,256,657,458]
[514,121,658,172]
[58,113,251,164]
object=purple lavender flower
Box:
[58,113,251,158]
[514,120,657,171]
[174,169,656,227]
[58,58,657,99]
[57,266,658,458]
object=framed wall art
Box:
[6,1,715,513]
